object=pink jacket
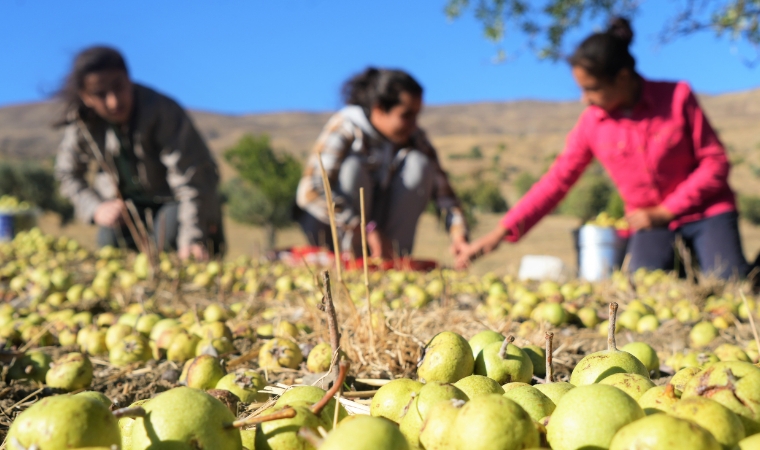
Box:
[501,79,736,242]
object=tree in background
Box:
[223,134,302,249]
[445,0,760,61]
[0,162,73,222]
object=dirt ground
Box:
[38,212,760,277]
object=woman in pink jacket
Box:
[456,18,749,279]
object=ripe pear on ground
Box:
[130,387,241,450]
[182,354,226,390]
[370,378,423,423]
[690,321,718,347]
[46,352,93,391]
[216,370,269,403]
[682,361,760,435]
[671,366,701,397]
[259,337,304,370]
[669,396,746,449]
[275,385,348,429]
[468,330,504,360]
[599,372,655,400]
[418,331,474,383]
[419,399,465,450]
[321,415,410,450]
[608,414,721,450]
[109,333,152,367]
[8,349,51,382]
[119,399,149,450]
[682,351,719,368]
[416,381,469,418]
[522,344,546,377]
[399,397,425,449]
[166,331,201,363]
[570,303,649,385]
[502,385,556,421]
[638,384,679,415]
[621,341,660,373]
[75,391,112,408]
[7,395,120,449]
[547,384,645,450]
[738,433,760,450]
[451,394,539,450]
[306,342,333,373]
[474,336,533,384]
[453,374,505,398]
[714,343,751,362]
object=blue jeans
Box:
[627,212,749,279]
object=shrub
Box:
[739,195,760,225]
[514,172,538,197]
[0,162,73,222]
[558,173,614,221]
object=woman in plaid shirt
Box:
[296,68,468,258]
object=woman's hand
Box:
[626,205,675,231]
[367,229,393,259]
[93,199,125,227]
[454,225,508,270]
[179,243,209,261]
[449,233,468,258]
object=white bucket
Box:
[577,225,628,281]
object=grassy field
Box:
[37,211,760,276]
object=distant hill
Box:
[2,88,760,205]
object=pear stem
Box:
[498,336,515,360]
[545,332,554,383]
[298,428,325,447]
[311,360,349,416]
[227,407,297,429]
[112,406,146,419]
[608,302,618,351]
[664,383,676,399]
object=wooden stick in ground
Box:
[740,292,760,354]
[359,187,375,353]
[545,332,554,383]
[227,407,296,429]
[315,153,344,282]
[320,271,342,368]
[608,302,619,351]
[311,361,349,416]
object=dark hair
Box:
[341,67,423,115]
[55,46,129,125]
[568,17,636,81]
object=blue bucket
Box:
[0,213,13,242]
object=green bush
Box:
[605,190,625,219]
[558,173,614,221]
[514,172,538,197]
[0,162,73,222]
[223,134,302,248]
[739,195,760,225]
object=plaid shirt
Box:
[296,105,467,239]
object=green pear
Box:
[599,372,655,400]
[321,415,410,450]
[570,303,649,385]
[738,433,760,450]
[474,336,533,384]
[259,338,304,370]
[418,331,474,383]
[547,384,644,450]
[453,374,505,399]
[690,321,718,347]
[46,352,93,391]
[275,385,348,429]
[119,398,149,450]
[149,318,179,341]
[216,370,269,403]
[7,395,120,449]
[502,385,555,421]
[671,366,702,397]
[468,330,504,360]
[682,351,720,369]
[182,354,226,390]
[8,349,51,382]
[416,381,469,419]
[109,333,152,367]
[451,394,539,450]
[167,331,201,363]
[255,404,321,450]
[274,321,299,339]
[670,397,746,449]
[502,382,531,392]
[533,382,575,406]
[130,387,241,450]
[522,344,546,377]
[82,328,109,356]
[105,323,134,350]
[306,342,333,373]
[240,428,256,450]
[75,391,112,408]
[714,343,751,363]
[682,361,760,435]
[577,306,599,328]
[638,384,678,415]
[419,399,464,450]
[621,341,660,373]
[196,336,235,356]
[399,397,425,449]
[135,313,161,336]
[608,414,721,450]
[370,378,423,423]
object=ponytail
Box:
[568,17,636,82]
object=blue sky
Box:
[1,0,758,114]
